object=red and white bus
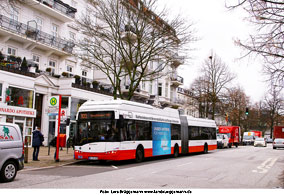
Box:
[74,100,217,162]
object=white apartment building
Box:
[177,87,199,118]
[0,0,184,146]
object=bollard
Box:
[24,137,29,163]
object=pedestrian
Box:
[32,126,44,161]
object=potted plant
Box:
[61,72,69,77]
[8,55,17,62]
[16,56,22,65]
[74,75,81,84]
[0,51,5,62]
[92,80,99,89]
[86,82,91,88]
[21,57,28,72]
[171,105,179,109]
[46,67,51,72]
[100,85,105,91]
[82,81,87,86]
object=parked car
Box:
[0,123,24,182]
[273,138,284,150]
[254,138,267,147]
[217,134,229,149]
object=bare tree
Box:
[202,51,236,119]
[76,0,195,100]
[263,81,284,138]
[222,86,249,128]
[227,0,284,82]
[190,76,210,118]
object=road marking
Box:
[177,162,192,167]
[111,165,118,169]
[252,157,278,174]
[126,177,134,180]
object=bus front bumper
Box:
[74,150,135,161]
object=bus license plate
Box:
[89,157,98,160]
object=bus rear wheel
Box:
[135,147,144,163]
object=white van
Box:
[217,134,229,149]
[0,123,24,182]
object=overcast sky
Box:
[157,0,267,103]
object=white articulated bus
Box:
[74,100,217,162]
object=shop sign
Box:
[0,106,36,118]
[47,108,68,119]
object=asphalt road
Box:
[1,144,284,189]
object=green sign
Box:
[48,96,59,107]
[50,97,57,106]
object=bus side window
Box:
[171,124,181,140]
[127,121,137,141]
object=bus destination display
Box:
[79,111,114,120]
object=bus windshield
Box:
[76,120,120,146]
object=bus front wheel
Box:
[135,147,144,163]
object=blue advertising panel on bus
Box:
[152,122,171,156]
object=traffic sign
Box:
[48,96,59,108]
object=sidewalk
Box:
[23,146,77,170]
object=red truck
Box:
[250,130,262,138]
[218,126,241,148]
[273,126,284,139]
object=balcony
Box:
[122,85,150,101]
[171,75,184,86]
[158,96,171,107]
[121,25,137,43]
[25,0,77,22]
[0,15,75,56]
[171,55,184,67]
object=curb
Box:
[20,160,77,172]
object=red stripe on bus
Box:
[75,144,217,161]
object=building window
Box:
[0,83,2,101]
[52,24,58,37]
[142,81,146,91]
[149,61,153,70]
[49,60,56,74]
[32,54,40,64]
[7,86,34,108]
[67,65,73,73]
[158,83,162,96]
[49,60,56,67]
[66,60,75,73]
[35,16,43,31]
[165,82,169,98]
[10,8,18,22]
[149,81,153,94]
[7,47,16,56]
[82,70,87,77]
